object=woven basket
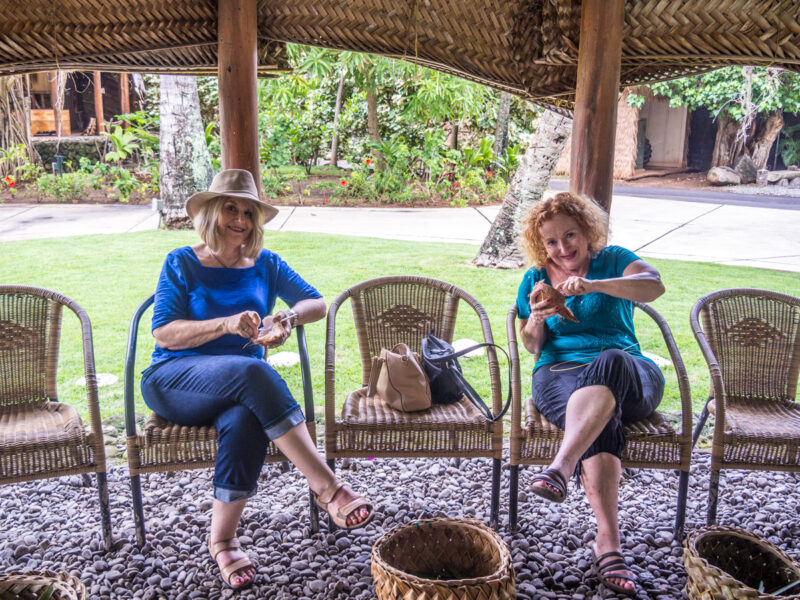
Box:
[684,526,800,599]
[0,571,86,600]
[371,518,515,600]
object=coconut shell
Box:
[530,281,579,323]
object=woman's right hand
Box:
[224,310,261,340]
[528,293,558,326]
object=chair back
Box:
[692,288,800,404]
[347,276,462,385]
[0,286,67,408]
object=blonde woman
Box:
[515,192,665,596]
[141,170,373,590]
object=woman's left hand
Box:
[556,276,594,297]
[260,311,293,348]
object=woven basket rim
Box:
[0,569,86,600]
[371,517,512,586]
[684,525,800,599]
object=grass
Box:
[275,165,346,177]
[2,230,799,426]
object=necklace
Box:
[209,249,240,269]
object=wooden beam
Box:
[569,0,625,212]
[93,71,105,134]
[120,72,130,127]
[50,71,61,137]
[218,0,260,192]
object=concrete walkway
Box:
[1,193,799,272]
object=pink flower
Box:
[324,198,330,203]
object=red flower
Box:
[9,182,15,187]
[340,180,347,187]
[3,176,10,183]
[453,181,459,188]
[365,158,371,165]
[324,197,330,203]
[487,170,493,178]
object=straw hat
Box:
[186,169,278,224]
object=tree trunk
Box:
[473,110,573,269]
[329,68,346,168]
[159,74,214,228]
[493,91,512,158]
[711,115,744,168]
[366,87,384,170]
[747,111,783,170]
[446,121,459,150]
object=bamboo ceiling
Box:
[1,0,799,107]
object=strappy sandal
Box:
[592,548,637,597]
[208,537,255,590]
[314,478,374,529]
[530,467,568,503]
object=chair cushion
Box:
[341,387,487,427]
[0,402,85,447]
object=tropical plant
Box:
[34,172,93,202]
[103,125,139,163]
[777,123,800,167]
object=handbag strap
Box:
[430,342,512,423]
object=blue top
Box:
[515,245,651,370]
[149,246,322,366]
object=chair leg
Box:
[82,473,92,487]
[691,399,711,448]
[280,461,290,473]
[490,458,501,530]
[453,457,462,468]
[96,471,112,552]
[707,469,720,525]
[326,458,336,531]
[130,473,147,548]
[674,470,689,540]
[508,465,519,533]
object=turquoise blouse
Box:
[515,245,652,370]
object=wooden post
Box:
[120,73,130,127]
[50,71,62,137]
[569,0,625,212]
[93,71,105,134]
[218,0,260,192]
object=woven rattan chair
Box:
[0,285,111,550]
[324,276,504,528]
[124,295,319,547]
[507,302,692,536]
[691,288,800,525]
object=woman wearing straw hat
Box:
[140,169,373,590]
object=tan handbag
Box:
[366,343,432,412]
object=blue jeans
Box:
[141,354,305,502]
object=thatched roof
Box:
[1,1,799,106]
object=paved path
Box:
[1,193,799,272]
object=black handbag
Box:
[421,330,511,423]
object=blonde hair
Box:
[520,192,608,268]
[193,196,265,258]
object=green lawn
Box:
[2,230,798,425]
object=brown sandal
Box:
[208,537,255,590]
[314,478,374,529]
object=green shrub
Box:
[34,173,93,202]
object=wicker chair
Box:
[691,288,800,525]
[0,285,111,550]
[324,276,505,528]
[123,295,319,547]
[507,302,692,536]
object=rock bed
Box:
[1,450,799,600]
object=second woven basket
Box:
[371,517,515,600]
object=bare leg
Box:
[271,423,370,526]
[210,498,255,588]
[532,385,615,495]
[582,453,635,593]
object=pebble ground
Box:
[1,448,799,600]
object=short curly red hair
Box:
[520,192,608,268]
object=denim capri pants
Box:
[532,348,665,478]
[141,354,305,503]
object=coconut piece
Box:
[530,281,579,323]
[253,319,288,349]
